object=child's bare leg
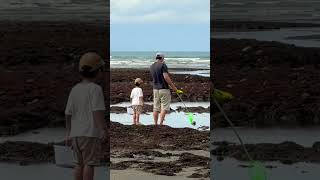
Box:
[83,165,94,180]
[133,113,137,125]
[74,165,83,180]
[136,113,140,124]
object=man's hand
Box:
[176,89,184,94]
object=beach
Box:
[110,67,210,179]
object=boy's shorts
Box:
[132,105,143,114]
[153,89,171,112]
[71,137,102,166]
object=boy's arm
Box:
[139,97,144,105]
[65,115,72,133]
[65,114,72,146]
[93,110,107,131]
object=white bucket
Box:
[127,106,134,115]
[54,145,75,168]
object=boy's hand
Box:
[101,128,108,142]
[65,133,71,146]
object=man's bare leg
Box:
[159,110,167,125]
[153,111,159,125]
[83,165,94,180]
[74,165,83,180]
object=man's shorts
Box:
[71,137,102,166]
[132,105,143,114]
[153,89,171,112]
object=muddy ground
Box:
[212,38,320,128]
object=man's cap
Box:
[79,52,105,72]
[134,78,143,84]
[155,52,164,59]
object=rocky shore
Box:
[212,38,320,127]
[0,21,108,136]
[212,141,320,165]
[110,69,210,104]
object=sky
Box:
[110,0,210,52]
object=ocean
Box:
[213,0,320,24]
[111,51,210,69]
[0,0,107,21]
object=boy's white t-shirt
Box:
[130,87,143,105]
[65,82,106,138]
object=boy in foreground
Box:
[65,52,107,180]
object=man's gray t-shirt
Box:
[150,62,169,89]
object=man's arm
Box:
[163,72,178,92]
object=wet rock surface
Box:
[110,151,210,177]
[110,122,209,151]
[109,122,210,177]
[212,141,320,164]
[212,38,320,127]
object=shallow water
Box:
[215,27,320,48]
[171,69,210,77]
[211,158,320,180]
[212,128,320,146]
[211,128,320,179]
[111,102,210,129]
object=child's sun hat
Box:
[134,78,143,85]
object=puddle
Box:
[211,158,320,180]
[111,112,209,130]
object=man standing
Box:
[150,52,183,125]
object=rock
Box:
[255,50,263,55]
[239,78,247,82]
[312,142,320,152]
[226,84,234,88]
[26,79,34,83]
[242,46,252,52]
[0,91,6,96]
[27,99,39,105]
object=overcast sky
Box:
[110,0,210,52]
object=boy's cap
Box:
[155,52,164,59]
[79,52,105,72]
[134,78,143,84]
